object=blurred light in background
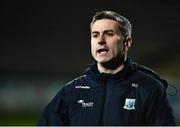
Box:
[0,76,66,125]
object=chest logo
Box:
[131,83,139,87]
[123,98,136,110]
[77,99,94,108]
[75,86,90,89]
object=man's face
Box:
[91,19,125,65]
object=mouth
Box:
[97,48,109,54]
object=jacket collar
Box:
[85,57,135,81]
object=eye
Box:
[92,33,99,38]
[106,32,114,37]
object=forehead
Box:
[91,19,120,32]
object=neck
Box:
[97,63,125,74]
[97,54,127,74]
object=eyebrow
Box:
[91,29,114,34]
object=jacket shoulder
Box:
[63,74,88,91]
[133,68,166,91]
[41,74,88,113]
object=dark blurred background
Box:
[0,0,180,125]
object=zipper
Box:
[100,77,113,125]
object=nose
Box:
[98,35,106,45]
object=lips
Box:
[96,47,109,53]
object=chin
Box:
[97,59,111,64]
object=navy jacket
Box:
[38,58,175,125]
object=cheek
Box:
[110,41,124,55]
[109,39,121,49]
[91,41,96,54]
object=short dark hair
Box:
[90,11,132,37]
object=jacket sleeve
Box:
[37,88,69,125]
[145,86,176,125]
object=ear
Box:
[124,36,132,51]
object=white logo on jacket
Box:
[75,86,90,89]
[131,83,139,88]
[123,98,136,110]
[77,99,94,108]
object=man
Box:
[38,11,175,125]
